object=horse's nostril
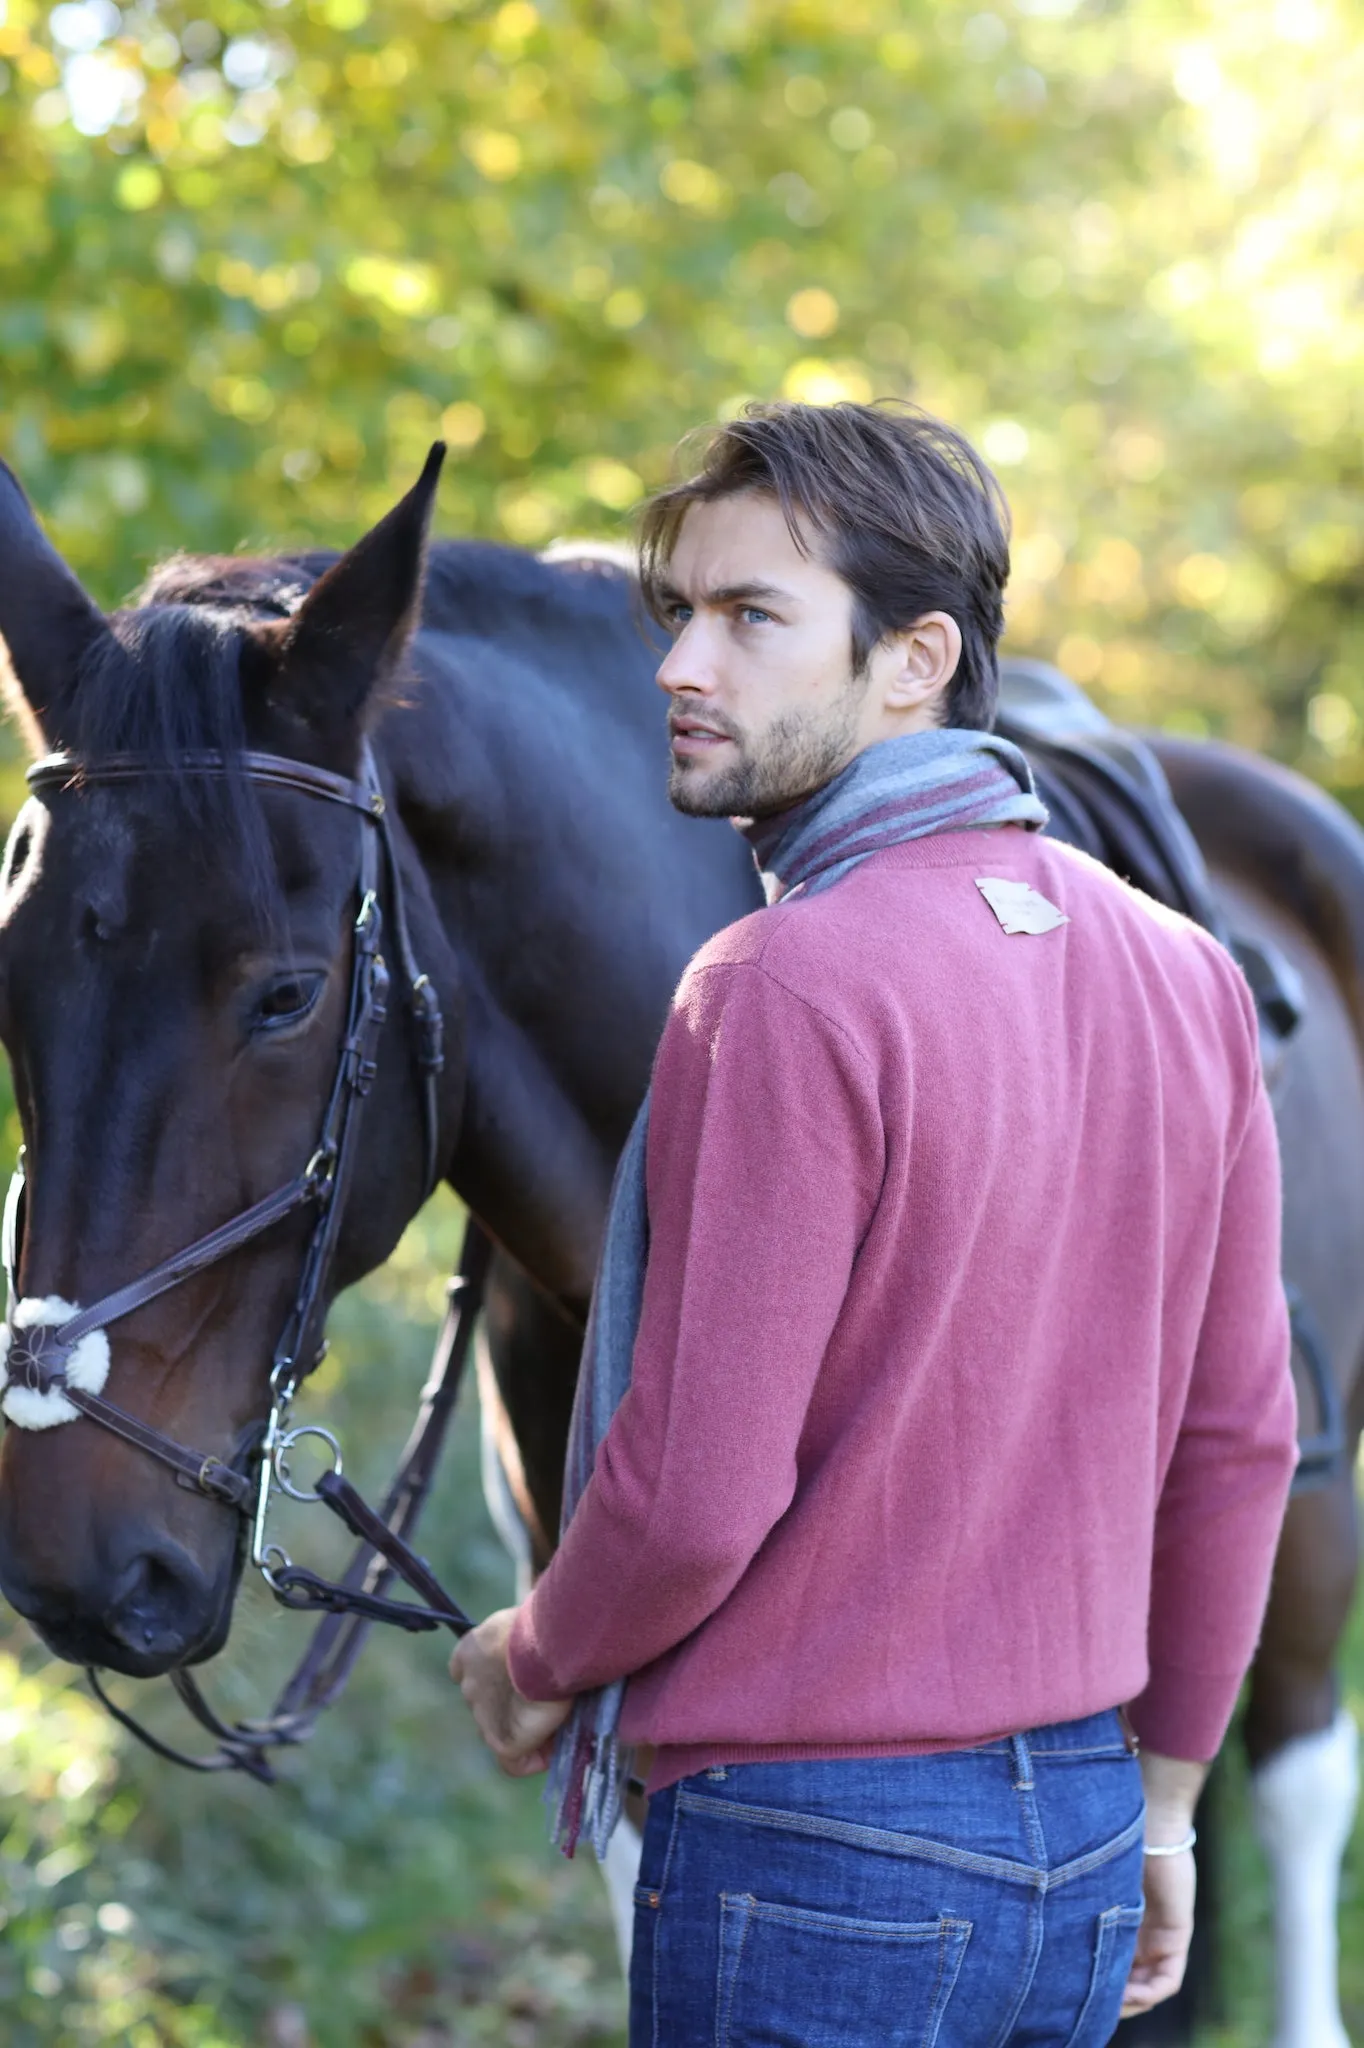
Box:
[105,1541,214,1667]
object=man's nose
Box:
[656,623,718,699]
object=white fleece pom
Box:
[0,1297,111,1431]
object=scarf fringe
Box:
[547,1701,635,1860]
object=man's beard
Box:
[668,680,866,821]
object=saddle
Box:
[996,660,1337,1492]
[997,660,1305,1047]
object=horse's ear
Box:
[256,443,445,746]
[0,459,112,753]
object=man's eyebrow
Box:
[655,578,797,608]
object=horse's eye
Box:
[5,827,31,885]
[252,973,325,1034]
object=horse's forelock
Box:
[69,603,278,919]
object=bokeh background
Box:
[1,0,1362,2040]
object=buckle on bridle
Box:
[410,975,445,1075]
[304,1143,338,1197]
[197,1457,237,1503]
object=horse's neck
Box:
[385,640,754,1310]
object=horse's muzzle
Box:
[0,1524,233,1677]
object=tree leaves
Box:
[1,0,1362,797]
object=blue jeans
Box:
[629,1709,1145,2047]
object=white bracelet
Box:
[1143,1828,1196,1857]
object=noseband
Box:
[0,742,489,1779]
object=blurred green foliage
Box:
[1,0,1363,791]
[3,0,1364,2040]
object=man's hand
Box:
[1120,1747,1204,2018]
[449,1607,573,1776]
[1119,1846,1196,2018]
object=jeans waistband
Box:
[976,1708,1133,1773]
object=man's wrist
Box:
[1143,1799,1199,1839]
[1138,1746,1207,1843]
[505,1601,562,1703]
[1142,1826,1197,1857]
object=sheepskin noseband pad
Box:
[0,1298,111,1431]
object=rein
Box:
[1,742,487,1781]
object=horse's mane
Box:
[135,536,647,653]
[134,549,338,618]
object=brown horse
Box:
[1140,733,1364,2048]
[0,454,1357,2042]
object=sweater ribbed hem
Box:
[505,1618,560,1704]
[645,1730,1016,1795]
[1126,1662,1246,1764]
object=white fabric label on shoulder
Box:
[974,876,1069,936]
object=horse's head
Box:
[0,449,459,1675]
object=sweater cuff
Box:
[1127,1661,1245,1763]
[507,1601,564,1703]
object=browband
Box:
[26,750,383,819]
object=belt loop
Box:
[1010,1732,1034,1790]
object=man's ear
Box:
[0,459,113,753]
[251,442,445,750]
[883,612,963,719]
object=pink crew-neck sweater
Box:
[509,826,1296,1788]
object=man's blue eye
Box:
[741,607,772,625]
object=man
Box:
[452,401,1297,2044]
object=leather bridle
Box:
[0,741,490,1779]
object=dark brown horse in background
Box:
[0,453,1357,2045]
[1133,733,1363,2047]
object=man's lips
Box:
[670,719,735,758]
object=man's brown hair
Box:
[639,399,1011,730]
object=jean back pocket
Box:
[717,1892,971,2048]
[1063,1903,1146,2048]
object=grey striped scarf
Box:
[545,726,1047,1856]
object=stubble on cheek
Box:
[669,744,746,817]
[668,692,863,820]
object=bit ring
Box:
[274,1424,343,1503]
